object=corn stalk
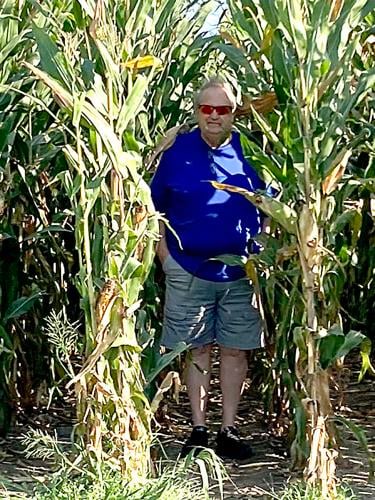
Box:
[0,0,78,432]
[19,0,215,478]
[215,0,375,495]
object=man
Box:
[151,77,266,461]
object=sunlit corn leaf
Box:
[150,370,181,412]
[358,337,375,382]
[249,104,288,156]
[123,55,162,70]
[0,31,29,67]
[116,74,148,137]
[212,254,247,267]
[23,62,141,182]
[211,181,298,234]
[285,0,307,62]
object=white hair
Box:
[194,77,237,110]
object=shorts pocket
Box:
[164,303,187,322]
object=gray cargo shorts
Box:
[161,254,263,350]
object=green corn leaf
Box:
[240,133,285,183]
[0,325,13,350]
[293,326,308,353]
[155,0,183,33]
[176,2,214,45]
[228,0,261,42]
[24,62,141,182]
[0,112,18,154]
[31,24,73,89]
[261,0,279,27]
[72,93,86,128]
[86,74,111,115]
[308,0,331,55]
[334,415,375,481]
[121,256,143,280]
[334,330,367,361]
[319,331,345,370]
[337,207,360,229]
[116,74,148,136]
[145,342,188,385]
[271,29,293,88]
[23,224,72,241]
[214,42,252,70]
[285,0,307,61]
[92,39,121,88]
[3,292,42,322]
[327,0,369,66]
[124,0,153,35]
[339,67,375,119]
[250,104,288,156]
[0,31,28,66]
[75,0,95,17]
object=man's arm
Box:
[156,220,170,265]
[150,151,170,267]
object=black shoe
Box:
[216,426,253,461]
[180,425,209,458]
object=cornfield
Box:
[0,0,374,496]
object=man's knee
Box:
[220,346,247,359]
[191,344,212,359]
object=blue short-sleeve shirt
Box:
[151,128,266,282]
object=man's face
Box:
[196,86,234,147]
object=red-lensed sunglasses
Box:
[198,104,233,116]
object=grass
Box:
[0,448,226,500]
[269,480,358,500]
[0,468,208,500]
[33,468,207,500]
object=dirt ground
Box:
[156,352,375,499]
[1,354,375,499]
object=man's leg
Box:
[220,346,248,428]
[185,344,212,426]
[160,257,216,455]
[216,278,262,428]
[215,279,261,460]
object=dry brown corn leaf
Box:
[236,92,278,117]
[322,148,352,196]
